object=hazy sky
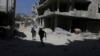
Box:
[16,0,37,15]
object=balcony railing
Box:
[69,10,89,17]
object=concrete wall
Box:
[88,0,98,18]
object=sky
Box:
[16,0,37,16]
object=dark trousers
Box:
[40,37,44,46]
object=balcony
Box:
[38,9,100,20]
[69,10,89,17]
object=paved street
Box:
[19,26,99,45]
[19,26,85,45]
[0,26,100,56]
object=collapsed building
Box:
[33,0,100,33]
[0,0,16,38]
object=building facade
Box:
[33,0,100,33]
[0,0,16,38]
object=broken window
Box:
[59,3,69,12]
[49,3,57,12]
[37,9,45,15]
[73,1,91,11]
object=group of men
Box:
[31,28,46,46]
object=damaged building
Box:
[0,0,16,38]
[33,0,100,33]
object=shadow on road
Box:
[0,37,100,56]
[66,39,100,56]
